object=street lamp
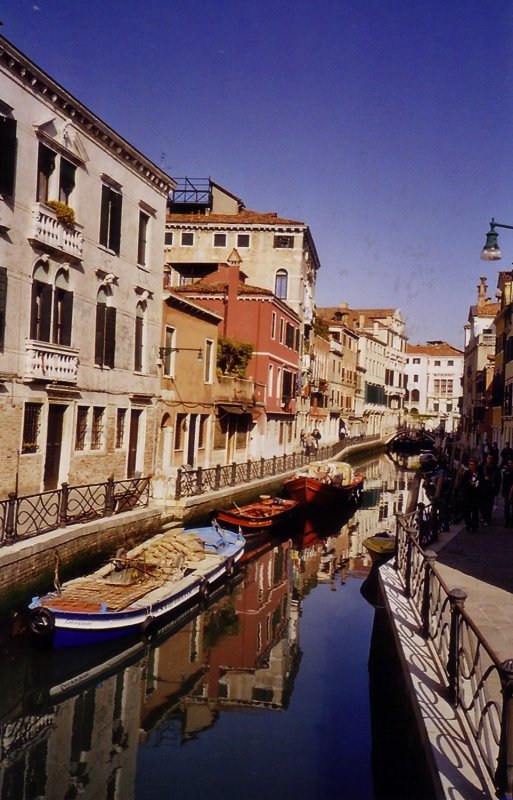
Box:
[480,218,513,261]
[158,346,203,361]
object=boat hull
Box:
[283,474,364,508]
[215,497,298,538]
[363,534,395,564]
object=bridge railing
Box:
[394,509,512,797]
[175,434,380,499]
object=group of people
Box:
[300,428,321,455]
[458,441,513,532]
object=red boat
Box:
[283,461,364,509]
[215,496,299,540]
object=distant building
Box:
[0,35,173,495]
[316,304,359,438]
[462,277,498,451]
[404,341,464,433]
[492,270,513,448]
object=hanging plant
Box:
[46,200,76,228]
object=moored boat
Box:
[215,495,299,540]
[363,531,395,563]
[283,461,364,509]
[27,524,245,649]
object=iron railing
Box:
[0,476,150,547]
[395,509,513,798]
[174,434,380,499]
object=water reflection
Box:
[0,453,425,800]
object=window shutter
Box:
[95,302,106,365]
[60,289,73,346]
[99,186,110,247]
[0,117,17,197]
[0,267,7,350]
[40,283,52,342]
[134,314,143,372]
[59,159,76,203]
[110,192,122,254]
[104,306,116,368]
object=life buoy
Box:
[199,580,210,604]
[28,607,55,637]
[140,616,156,641]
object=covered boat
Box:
[28,524,245,649]
[215,495,298,539]
[363,531,395,563]
[282,461,364,509]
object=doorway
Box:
[127,409,142,477]
[44,404,66,489]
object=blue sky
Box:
[3,0,513,347]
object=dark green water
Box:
[0,453,434,799]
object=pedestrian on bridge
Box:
[460,458,482,532]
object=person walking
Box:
[312,428,321,451]
[502,457,513,526]
[479,453,500,525]
[501,442,513,468]
[460,458,482,532]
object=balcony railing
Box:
[29,203,84,261]
[24,340,79,383]
[214,375,255,404]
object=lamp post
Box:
[480,218,513,261]
[158,346,203,361]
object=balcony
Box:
[214,375,255,405]
[24,340,79,383]
[29,203,84,261]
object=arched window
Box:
[274,269,288,300]
[95,286,116,368]
[134,302,145,372]
[411,389,420,402]
[30,261,73,345]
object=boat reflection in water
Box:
[0,454,427,800]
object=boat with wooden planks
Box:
[27,524,245,649]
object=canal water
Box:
[0,452,435,800]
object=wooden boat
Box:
[283,461,364,509]
[215,495,299,539]
[363,531,395,563]
[27,524,245,649]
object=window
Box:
[448,360,454,366]
[213,233,226,247]
[75,406,88,450]
[134,303,145,372]
[204,339,214,383]
[285,322,295,348]
[22,403,42,453]
[99,185,122,254]
[181,232,194,246]
[434,360,441,366]
[0,114,17,197]
[279,318,284,343]
[0,267,7,351]
[91,407,105,450]
[198,414,208,449]
[413,358,420,364]
[95,288,116,368]
[275,269,288,300]
[237,234,250,248]
[162,326,175,377]
[116,408,126,448]
[413,374,419,382]
[273,235,294,248]
[137,211,149,266]
[271,312,276,339]
[36,143,76,205]
[268,364,274,397]
[282,370,294,405]
[30,264,73,346]
[164,231,173,246]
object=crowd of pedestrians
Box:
[423,437,513,536]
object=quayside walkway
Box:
[380,504,513,800]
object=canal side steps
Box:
[378,556,496,800]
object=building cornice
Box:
[0,35,174,195]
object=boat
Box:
[27,524,245,650]
[363,531,396,563]
[282,461,364,509]
[215,495,299,540]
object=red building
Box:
[173,252,301,457]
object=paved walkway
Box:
[430,502,513,663]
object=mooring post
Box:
[4,492,17,542]
[495,658,513,800]
[175,468,182,501]
[447,587,467,706]
[59,482,69,526]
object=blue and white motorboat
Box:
[27,524,245,649]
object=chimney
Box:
[477,276,487,309]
